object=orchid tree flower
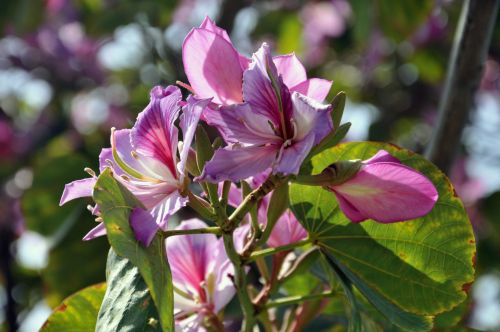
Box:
[197,43,334,182]
[226,171,307,248]
[167,219,235,331]
[60,86,210,246]
[182,16,332,105]
[326,150,439,223]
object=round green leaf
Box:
[40,283,106,332]
[289,142,475,318]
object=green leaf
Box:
[331,92,347,129]
[96,249,161,331]
[40,283,106,332]
[323,251,432,332]
[289,142,475,328]
[93,169,174,332]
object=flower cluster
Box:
[60,17,438,330]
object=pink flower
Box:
[327,150,438,223]
[182,17,332,106]
[60,86,210,246]
[196,44,334,182]
[167,219,235,331]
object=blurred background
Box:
[0,0,499,331]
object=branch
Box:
[264,290,335,309]
[245,239,311,263]
[425,0,499,174]
[162,227,221,237]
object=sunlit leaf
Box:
[289,142,475,330]
[40,283,106,332]
[93,168,174,332]
[96,249,161,331]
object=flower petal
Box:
[364,149,401,164]
[203,102,281,145]
[291,91,333,144]
[166,219,216,297]
[274,132,315,175]
[268,211,307,248]
[290,78,332,102]
[131,86,181,178]
[130,208,160,247]
[198,16,250,70]
[178,96,211,180]
[329,162,439,223]
[59,178,96,206]
[199,145,278,183]
[243,43,293,135]
[82,223,107,241]
[273,53,307,88]
[130,192,188,246]
[182,27,243,105]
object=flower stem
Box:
[265,290,335,309]
[221,233,256,332]
[246,239,311,263]
[162,227,221,237]
[224,175,286,232]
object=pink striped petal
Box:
[274,133,315,175]
[290,78,332,102]
[203,102,282,145]
[291,92,333,143]
[182,27,243,105]
[131,86,181,178]
[329,160,438,223]
[243,43,293,134]
[178,96,211,180]
[59,178,96,206]
[199,145,278,183]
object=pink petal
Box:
[290,78,332,102]
[329,162,439,223]
[274,133,315,175]
[203,102,282,145]
[364,149,401,164]
[243,43,293,135]
[82,223,107,241]
[198,145,278,183]
[60,178,96,206]
[130,207,160,247]
[130,192,188,246]
[291,92,333,143]
[273,53,307,88]
[178,96,211,180]
[268,211,307,248]
[131,86,181,178]
[182,27,244,105]
[166,219,217,297]
[199,16,250,71]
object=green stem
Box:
[246,239,311,263]
[224,175,285,232]
[222,233,256,332]
[162,227,221,237]
[265,290,335,309]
